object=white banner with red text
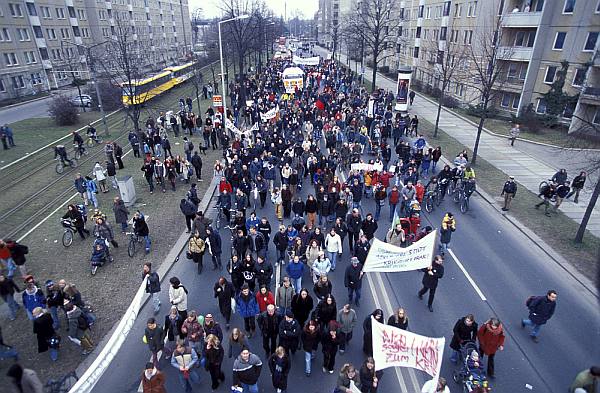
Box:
[361,231,436,273]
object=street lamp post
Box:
[218,14,250,127]
[62,40,110,136]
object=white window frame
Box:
[0,28,11,42]
[18,28,30,42]
[544,66,557,83]
[11,75,25,89]
[25,51,36,64]
[9,3,23,17]
[563,0,576,14]
[572,68,585,87]
[425,7,431,19]
[553,32,566,50]
[41,6,51,18]
[31,73,42,85]
[4,52,19,66]
[512,94,521,110]
[56,7,65,19]
[583,32,599,52]
[536,98,547,114]
[596,0,600,13]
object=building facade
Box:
[315,0,356,50]
[0,0,191,103]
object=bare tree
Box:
[464,14,512,165]
[343,0,399,92]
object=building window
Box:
[593,108,600,124]
[572,68,586,86]
[81,27,90,38]
[31,73,42,85]
[26,2,37,16]
[536,98,547,113]
[443,1,451,16]
[416,26,421,38]
[41,6,51,18]
[0,28,11,42]
[440,27,447,41]
[3,52,19,66]
[544,66,557,83]
[597,0,600,13]
[413,47,420,58]
[520,63,528,80]
[46,28,57,40]
[9,3,23,17]
[584,32,599,51]
[512,94,521,109]
[77,9,86,20]
[39,48,49,60]
[11,75,25,89]
[25,51,36,64]
[454,3,462,17]
[553,32,566,50]
[508,63,518,78]
[56,7,65,19]
[0,79,5,92]
[563,0,576,13]
[17,28,30,41]
[33,26,43,38]
[501,93,511,108]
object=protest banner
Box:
[350,162,383,172]
[293,55,321,66]
[371,316,444,388]
[282,67,304,93]
[361,231,436,273]
[260,105,279,121]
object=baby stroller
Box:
[90,237,113,275]
[453,341,491,393]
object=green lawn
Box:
[418,117,598,279]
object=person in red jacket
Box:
[415,180,425,203]
[219,177,232,194]
[477,317,505,378]
[255,285,275,313]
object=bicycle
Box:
[61,219,76,247]
[423,189,440,213]
[459,190,470,213]
[86,135,102,147]
[55,157,77,174]
[126,231,142,257]
[73,143,88,159]
[45,371,78,393]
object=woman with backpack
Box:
[66,303,94,355]
[188,232,206,274]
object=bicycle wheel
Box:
[215,212,221,230]
[62,230,73,247]
[55,162,64,174]
[75,150,82,160]
[434,191,442,206]
[539,180,549,194]
[128,237,136,257]
[69,159,78,168]
[453,189,461,203]
[91,265,98,275]
[460,197,469,214]
[424,196,433,213]
[86,138,94,147]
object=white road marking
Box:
[447,248,487,301]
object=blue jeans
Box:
[292,277,302,294]
[348,287,361,304]
[87,191,98,208]
[49,306,61,330]
[375,202,382,221]
[450,349,460,362]
[352,201,363,215]
[0,345,18,360]
[522,319,542,337]
[49,348,58,361]
[120,222,128,231]
[144,235,151,253]
[439,243,449,253]
[241,382,259,393]
[326,251,338,270]
[150,292,161,313]
[26,309,34,321]
[304,350,312,374]
[389,204,397,221]
[177,370,199,392]
[1,294,20,320]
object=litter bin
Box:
[117,175,137,206]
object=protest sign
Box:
[350,162,383,172]
[361,231,436,273]
[293,55,321,66]
[260,105,279,121]
[371,316,444,383]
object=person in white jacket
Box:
[168,277,188,320]
[93,162,108,193]
[324,228,343,271]
[421,377,450,393]
[312,251,332,283]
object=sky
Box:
[188,0,318,20]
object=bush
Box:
[71,78,87,87]
[431,88,442,99]
[466,103,498,119]
[378,65,390,73]
[48,95,79,126]
[442,96,459,109]
[85,81,122,111]
[411,80,423,92]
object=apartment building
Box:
[0,0,191,103]
[390,0,600,132]
[316,0,356,50]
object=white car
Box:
[70,94,93,107]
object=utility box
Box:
[117,175,137,206]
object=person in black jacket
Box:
[0,273,21,320]
[362,309,384,356]
[191,151,203,181]
[273,225,288,264]
[206,227,223,270]
[257,304,282,356]
[535,183,556,216]
[63,204,89,240]
[321,324,341,374]
[567,171,586,203]
[417,255,444,312]
[501,175,517,211]
[521,289,558,343]
[449,314,478,363]
[278,310,301,354]
[133,211,151,253]
[233,230,250,259]
[345,257,364,307]
[268,346,291,392]
[180,198,198,233]
[255,256,274,289]
[292,197,305,217]
[291,289,314,329]
[214,277,234,328]
[361,213,378,241]
[345,209,362,252]
[301,320,320,376]
[44,280,63,330]
[353,235,371,265]
[257,217,272,251]
[143,262,161,314]
[554,181,571,210]
[233,348,263,392]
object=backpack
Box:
[525,296,538,308]
[77,314,90,330]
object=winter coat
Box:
[22,287,46,313]
[346,213,362,233]
[268,354,291,390]
[305,246,321,268]
[337,309,357,334]
[214,280,234,316]
[314,300,337,326]
[440,214,456,244]
[291,294,313,325]
[228,335,250,358]
[359,366,383,393]
[180,199,197,217]
[141,370,167,393]
[385,229,404,247]
[337,372,361,392]
[63,210,85,229]
[325,233,342,253]
[313,280,333,300]
[286,261,305,279]
[301,328,321,352]
[321,330,340,355]
[256,290,275,312]
[207,232,222,256]
[66,307,88,340]
[33,312,55,353]
[344,264,363,289]
[276,285,294,310]
[421,262,444,289]
[205,345,224,367]
[278,318,301,347]
[113,200,129,224]
[163,314,181,342]
[169,285,188,312]
[387,315,409,330]
[232,352,262,386]
[6,368,44,393]
[181,318,203,343]
[527,296,557,325]
[477,323,505,355]
[255,261,273,286]
[361,219,378,239]
[353,240,371,264]
[450,317,478,351]
[236,291,259,318]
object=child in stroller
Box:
[90,237,113,275]
[453,341,491,392]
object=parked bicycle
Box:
[126,231,142,257]
[55,157,77,174]
[45,371,78,393]
[214,204,237,230]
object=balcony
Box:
[501,11,542,28]
[497,46,532,62]
[580,86,600,104]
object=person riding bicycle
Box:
[463,165,476,180]
[54,144,73,166]
[87,124,99,143]
[451,164,466,190]
[425,176,439,194]
[73,131,84,149]
[551,168,568,185]
[463,177,477,200]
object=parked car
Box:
[70,94,93,107]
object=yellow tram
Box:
[121,62,196,106]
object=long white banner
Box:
[362,231,436,273]
[350,162,383,172]
[260,105,279,121]
[293,55,320,66]
[371,317,444,380]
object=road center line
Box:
[447,248,487,301]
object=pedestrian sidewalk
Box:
[321,48,600,238]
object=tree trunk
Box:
[575,178,600,243]
[434,91,444,138]
[472,116,485,165]
[371,53,377,92]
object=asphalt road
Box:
[0,86,80,124]
[89,138,599,393]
